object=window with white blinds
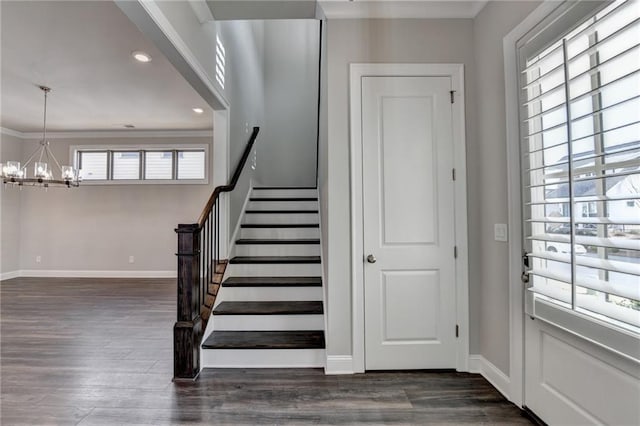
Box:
[74,145,208,184]
[520,0,640,332]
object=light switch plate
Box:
[495,223,508,242]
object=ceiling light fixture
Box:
[192,108,204,114]
[1,86,80,188]
[132,51,152,63]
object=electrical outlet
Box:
[36,255,42,263]
[129,256,135,264]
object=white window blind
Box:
[112,151,140,180]
[520,0,640,331]
[145,151,173,180]
[177,151,205,180]
[79,152,107,180]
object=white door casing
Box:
[362,76,457,369]
[350,64,469,373]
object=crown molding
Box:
[0,127,26,138]
[1,127,213,140]
[318,0,488,19]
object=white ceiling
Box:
[0,1,213,133]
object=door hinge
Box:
[450,90,455,104]
[454,246,458,259]
[455,325,459,338]
[452,168,456,181]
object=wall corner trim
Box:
[468,354,511,401]
[325,355,354,375]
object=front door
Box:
[362,76,457,369]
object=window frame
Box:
[70,144,209,185]
[516,0,639,359]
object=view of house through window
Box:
[74,146,207,183]
[521,0,639,332]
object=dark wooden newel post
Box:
[174,223,201,380]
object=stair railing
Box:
[174,126,260,380]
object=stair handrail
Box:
[174,126,259,380]
[197,126,260,227]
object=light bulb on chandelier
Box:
[1,86,81,188]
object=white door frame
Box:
[349,63,469,373]
[503,1,567,407]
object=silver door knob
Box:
[367,254,377,264]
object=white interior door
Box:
[362,76,457,370]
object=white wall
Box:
[472,0,541,375]
[322,18,478,358]
[0,132,22,277]
[13,135,212,274]
[255,20,319,187]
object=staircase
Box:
[201,187,325,368]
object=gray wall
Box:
[322,18,477,357]
[0,132,23,276]
[472,0,540,374]
[217,20,265,235]
[14,135,212,273]
[320,2,542,373]
[255,20,319,187]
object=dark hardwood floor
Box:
[0,277,532,425]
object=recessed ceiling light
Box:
[192,108,204,114]
[132,51,152,63]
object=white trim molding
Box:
[3,128,212,140]
[503,0,570,408]
[349,63,469,373]
[17,270,176,279]
[325,355,354,375]
[0,271,21,281]
[469,354,512,401]
[0,127,25,139]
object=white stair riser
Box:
[211,314,324,330]
[244,213,320,225]
[234,244,320,257]
[220,286,322,301]
[252,189,317,198]
[227,263,321,277]
[201,348,325,368]
[248,201,318,210]
[240,228,319,239]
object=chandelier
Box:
[1,86,81,188]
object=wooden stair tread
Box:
[230,256,320,264]
[212,301,323,315]
[235,239,320,245]
[202,330,325,349]
[245,210,319,214]
[222,276,322,287]
[241,224,319,228]
[250,197,318,202]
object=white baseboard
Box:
[16,270,176,278]
[325,355,354,374]
[0,270,20,281]
[468,354,511,401]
